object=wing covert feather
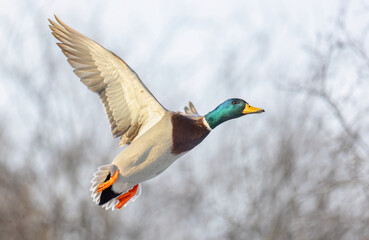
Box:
[49,16,166,146]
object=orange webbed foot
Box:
[97,170,119,193]
[116,184,139,209]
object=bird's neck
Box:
[205,109,227,129]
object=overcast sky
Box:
[0,0,351,111]
[1,0,366,164]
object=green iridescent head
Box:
[204,98,264,129]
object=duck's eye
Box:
[231,100,237,105]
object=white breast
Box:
[112,114,184,184]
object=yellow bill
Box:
[242,104,265,115]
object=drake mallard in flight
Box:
[49,16,264,210]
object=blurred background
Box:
[1,0,369,239]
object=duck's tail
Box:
[89,164,141,210]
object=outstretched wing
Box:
[184,101,200,117]
[49,16,166,146]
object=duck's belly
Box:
[112,116,184,183]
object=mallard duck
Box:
[49,16,264,210]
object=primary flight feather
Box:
[49,15,264,210]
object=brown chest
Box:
[171,114,211,155]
